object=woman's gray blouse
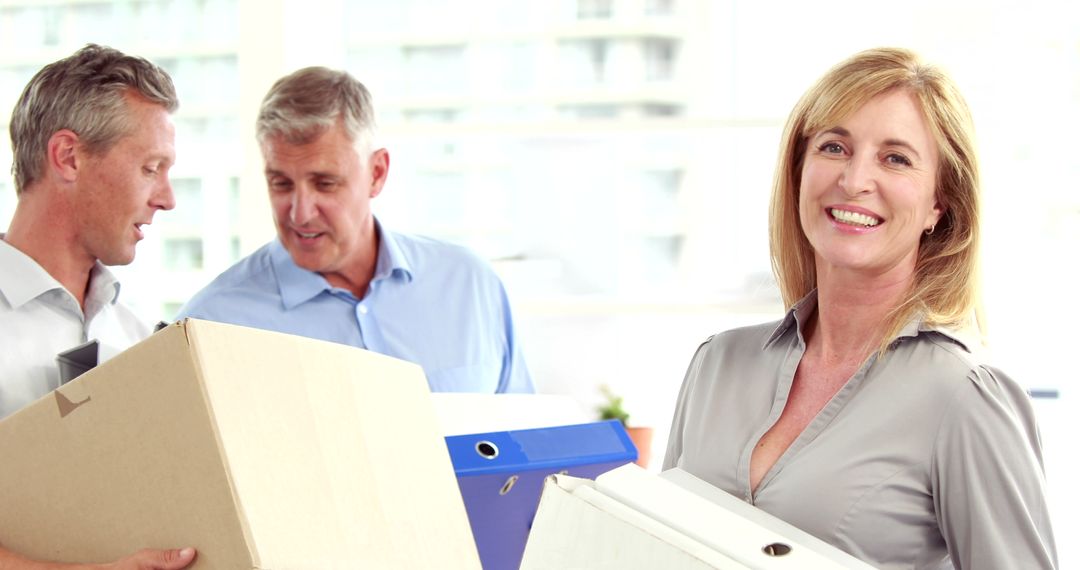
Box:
[663,294,1057,569]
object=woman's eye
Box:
[818,142,844,154]
[885,153,912,166]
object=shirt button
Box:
[357,304,369,315]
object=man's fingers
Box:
[128,547,196,569]
[158,547,196,569]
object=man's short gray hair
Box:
[256,66,376,153]
[8,43,178,194]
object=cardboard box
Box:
[0,319,481,569]
[520,464,876,569]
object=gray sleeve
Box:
[931,365,1058,569]
[662,338,712,471]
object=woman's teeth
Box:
[831,209,879,227]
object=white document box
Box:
[520,463,877,569]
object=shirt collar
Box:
[373,219,414,284]
[0,237,120,315]
[270,239,331,309]
[764,290,817,349]
[903,317,974,353]
[271,218,414,310]
[0,237,61,308]
[83,262,122,318]
[763,289,972,353]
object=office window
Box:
[163,238,203,271]
[643,39,676,81]
[645,0,675,16]
[559,39,609,85]
[226,177,240,226]
[640,103,681,117]
[66,3,113,45]
[347,46,405,98]
[41,5,62,46]
[641,170,682,226]
[403,45,466,97]
[577,0,613,19]
[558,103,619,120]
[169,178,203,228]
[403,108,461,123]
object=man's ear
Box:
[46,129,81,183]
[368,148,390,198]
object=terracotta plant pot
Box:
[625,426,654,468]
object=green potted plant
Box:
[597,385,653,468]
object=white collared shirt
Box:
[0,238,149,420]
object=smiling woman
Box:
[798,89,943,290]
[664,47,1058,569]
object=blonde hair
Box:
[768,47,982,350]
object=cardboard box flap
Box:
[0,321,256,568]
[185,319,480,569]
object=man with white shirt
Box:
[0,44,195,570]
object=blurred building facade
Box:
[0,0,784,322]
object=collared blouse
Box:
[663,292,1057,569]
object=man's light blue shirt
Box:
[177,223,532,393]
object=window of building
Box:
[644,0,675,16]
[169,178,203,228]
[403,45,467,97]
[557,103,620,119]
[559,39,609,85]
[643,39,676,81]
[577,0,613,19]
[163,238,204,271]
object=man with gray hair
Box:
[0,45,195,568]
[179,67,533,394]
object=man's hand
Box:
[0,546,196,570]
[98,548,196,570]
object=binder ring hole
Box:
[762,543,792,557]
[500,475,519,495]
[476,441,499,459]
